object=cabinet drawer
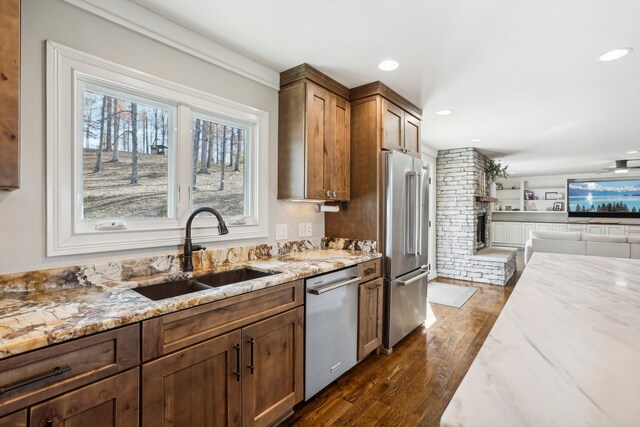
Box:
[142,280,303,361]
[358,259,381,283]
[0,325,139,417]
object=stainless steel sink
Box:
[133,279,212,301]
[194,268,276,287]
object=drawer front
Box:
[0,325,139,417]
[142,280,303,361]
[358,259,381,283]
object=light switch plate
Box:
[276,224,288,240]
[305,223,312,237]
[298,223,306,237]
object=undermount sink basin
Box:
[195,268,276,287]
[133,279,212,301]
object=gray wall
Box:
[0,0,323,274]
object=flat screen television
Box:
[568,178,640,218]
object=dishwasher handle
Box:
[308,276,361,295]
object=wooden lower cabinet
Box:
[242,307,304,427]
[29,368,139,427]
[0,410,25,427]
[141,306,304,427]
[358,278,383,361]
[141,330,242,427]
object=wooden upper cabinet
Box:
[382,100,404,152]
[30,369,139,427]
[278,64,350,201]
[0,0,20,190]
[404,112,421,156]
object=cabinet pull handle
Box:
[368,282,383,290]
[248,337,255,374]
[326,190,331,197]
[46,420,53,427]
[233,343,241,382]
[0,366,71,395]
[332,191,337,197]
[363,267,376,276]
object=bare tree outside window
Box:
[191,117,246,218]
[82,89,170,219]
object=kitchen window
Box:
[47,41,268,256]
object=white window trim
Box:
[46,41,269,256]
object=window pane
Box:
[82,89,171,219]
[191,117,246,218]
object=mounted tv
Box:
[568,178,640,218]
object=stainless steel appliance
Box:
[381,150,430,351]
[305,266,360,400]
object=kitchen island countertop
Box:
[441,252,640,426]
[0,249,380,360]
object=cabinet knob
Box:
[326,190,332,197]
[332,191,337,197]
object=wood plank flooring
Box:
[284,255,523,427]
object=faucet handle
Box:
[192,244,206,252]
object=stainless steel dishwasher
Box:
[305,266,360,400]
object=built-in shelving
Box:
[493,177,567,213]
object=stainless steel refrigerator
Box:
[381,150,430,351]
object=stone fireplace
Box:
[436,148,516,285]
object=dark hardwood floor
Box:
[284,253,523,427]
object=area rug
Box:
[427,282,478,308]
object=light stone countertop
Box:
[441,252,640,427]
[0,249,380,360]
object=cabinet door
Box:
[305,82,333,200]
[358,278,383,361]
[381,99,404,152]
[142,331,242,427]
[0,410,25,427]
[567,224,586,233]
[492,222,507,243]
[536,223,553,232]
[606,225,625,236]
[506,223,523,244]
[0,0,20,190]
[586,224,605,235]
[552,224,567,232]
[329,95,350,201]
[522,223,535,241]
[242,307,303,427]
[30,369,138,427]
[403,113,421,156]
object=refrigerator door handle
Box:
[415,172,422,256]
[395,269,429,286]
[406,171,418,255]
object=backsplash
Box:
[0,237,376,294]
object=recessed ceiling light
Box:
[378,60,399,71]
[435,109,453,116]
[627,150,639,154]
[598,47,633,62]
[471,138,482,143]
[615,169,629,174]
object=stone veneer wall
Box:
[436,148,493,281]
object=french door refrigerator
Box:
[381,150,430,351]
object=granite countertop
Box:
[441,252,640,426]
[0,249,380,360]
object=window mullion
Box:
[176,105,193,226]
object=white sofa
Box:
[524,230,640,264]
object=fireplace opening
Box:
[476,213,487,250]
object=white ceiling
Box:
[130,0,640,177]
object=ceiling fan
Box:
[600,159,640,174]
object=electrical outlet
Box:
[305,223,312,237]
[299,223,306,237]
[275,224,288,240]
